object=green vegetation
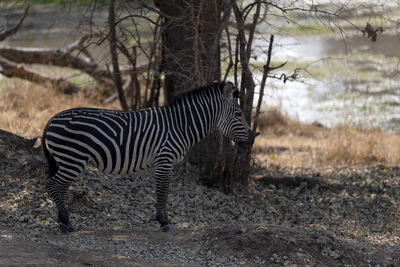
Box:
[254,50,398,82]
[280,23,333,36]
[270,4,400,37]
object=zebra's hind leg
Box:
[47,173,76,233]
[154,158,174,232]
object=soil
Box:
[0,130,399,266]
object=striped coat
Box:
[42,81,251,232]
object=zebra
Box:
[42,81,253,233]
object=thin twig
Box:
[115,14,160,27]
[252,34,274,133]
[108,0,129,110]
[223,26,233,82]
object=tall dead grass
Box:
[0,80,118,137]
[1,81,399,167]
[255,108,400,167]
[320,127,400,165]
[257,107,321,138]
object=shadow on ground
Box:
[0,130,399,266]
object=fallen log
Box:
[0,44,112,84]
[0,56,79,94]
[0,6,151,100]
[0,45,150,81]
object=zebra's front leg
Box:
[154,158,174,232]
[47,175,75,233]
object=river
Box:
[2,3,400,132]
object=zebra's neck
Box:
[171,88,221,146]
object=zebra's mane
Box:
[170,82,225,106]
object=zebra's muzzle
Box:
[236,131,259,149]
[237,140,252,149]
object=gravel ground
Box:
[0,131,399,266]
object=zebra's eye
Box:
[235,111,242,117]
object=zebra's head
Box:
[217,82,252,147]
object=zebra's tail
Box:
[42,126,58,178]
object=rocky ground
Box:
[0,130,399,266]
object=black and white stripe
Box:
[42,81,251,232]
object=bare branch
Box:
[270,61,287,71]
[268,71,299,83]
[252,34,273,134]
[231,0,256,122]
[0,5,30,42]
[211,1,232,54]
[245,0,261,61]
[109,0,129,110]
[267,1,364,32]
[103,78,132,104]
[223,26,233,82]
[115,14,160,27]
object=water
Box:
[1,5,104,47]
[1,4,130,65]
[253,33,400,133]
[2,3,400,132]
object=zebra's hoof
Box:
[59,223,75,233]
[160,224,174,232]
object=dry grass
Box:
[254,108,400,168]
[1,80,399,168]
[257,107,321,138]
[0,80,119,138]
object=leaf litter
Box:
[0,131,399,266]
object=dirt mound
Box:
[205,225,398,266]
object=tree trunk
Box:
[156,1,196,104]
[226,0,262,188]
[156,0,223,103]
[156,0,230,188]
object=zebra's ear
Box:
[222,82,236,101]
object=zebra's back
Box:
[44,107,170,175]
